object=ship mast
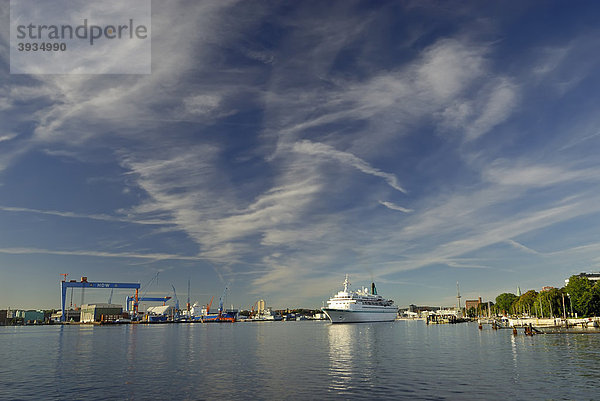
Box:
[343,274,350,293]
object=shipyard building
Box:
[80,304,123,323]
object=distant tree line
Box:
[492,275,600,318]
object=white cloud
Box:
[379,201,413,213]
[505,239,541,255]
[417,38,486,100]
[0,247,202,261]
[0,133,17,142]
[267,37,512,157]
[483,161,599,187]
[465,78,518,141]
[292,140,407,193]
[437,77,518,142]
[531,46,569,77]
[202,178,322,246]
[183,95,222,116]
[15,1,242,145]
[0,98,11,112]
[0,205,171,225]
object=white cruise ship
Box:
[322,275,398,323]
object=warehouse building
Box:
[80,304,123,323]
[15,310,45,324]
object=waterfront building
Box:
[15,310,44,324]
[80,304,123,323]
[146,305,174,315]
[144,305,176,322]
[465,297,482,311]
[257,299,266,313]
[50,309,81,322]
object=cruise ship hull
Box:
[322,308,398,323]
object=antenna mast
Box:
[456,282,462,317]
[187,279,191,313]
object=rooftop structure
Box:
[565,272,600,285]
[146,305,174,316]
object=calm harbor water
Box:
[2,320,600,400]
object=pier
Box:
[475,316,600,335]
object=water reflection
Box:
[54,325,65,399]
[14,322,600,400]
[126,324,137,381]
[510,332,517,364]
[327,324,377,394]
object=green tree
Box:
[589,284,600,316]
[573,282,600,317]
[535,288,563,318]
[512,290,538,316]
[495,293,518,316]
[565,275,593,317]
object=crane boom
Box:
[125,296,171,312]
[133,272,161,314]
[171,285,179,311]
[207,296,214,314]
[218,285,229,317]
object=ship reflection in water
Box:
[327,323,378,394]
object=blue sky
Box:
[2,1,600,310]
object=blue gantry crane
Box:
[60,275,140,322]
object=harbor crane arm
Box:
[218,285,229,317]
[171,285,179,312]
[125,296,172,312]
[207,296,214,314]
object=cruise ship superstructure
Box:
[322,275,398,323]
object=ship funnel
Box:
[371,282,377,295]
